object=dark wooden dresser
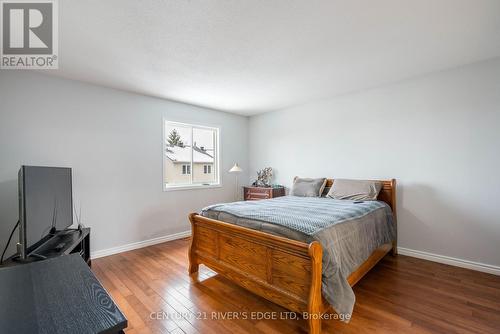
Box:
[0,254,127,334]
[243,186,285,201]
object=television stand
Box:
[4,228,91,267]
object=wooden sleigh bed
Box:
[188,179,397,334]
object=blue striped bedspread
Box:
[202,195,389,236]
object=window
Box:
[164,121,220,190]
[203,164,212,174]
[182,164,191,175]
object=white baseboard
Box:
[91,230,191,259]
[398,247,500,276]
[90,233,499,276]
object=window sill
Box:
[163,183,222,192]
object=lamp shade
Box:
[229,163,243,173]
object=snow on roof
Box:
[165,144,214,163]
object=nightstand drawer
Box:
[246,192,270,200]
[243,186,285,201]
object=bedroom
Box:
[0,1,499,333]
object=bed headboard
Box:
[325,179,397,214]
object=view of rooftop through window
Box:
[164,121,219,188]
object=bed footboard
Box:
[188,213,323,334]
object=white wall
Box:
[1,58,499,271]
[249,57,500,268]
[0,72,248,258]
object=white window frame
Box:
[163,120,221,191]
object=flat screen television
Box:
[18,166,73,259]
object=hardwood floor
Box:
[92,238,500,334]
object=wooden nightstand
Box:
[243,186,285,201]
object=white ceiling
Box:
[49,0,500,115]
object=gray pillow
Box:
[291,177,327,197]
[327,179,382,201]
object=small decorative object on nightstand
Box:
[252,167,273,187]
[243,186,285,201]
